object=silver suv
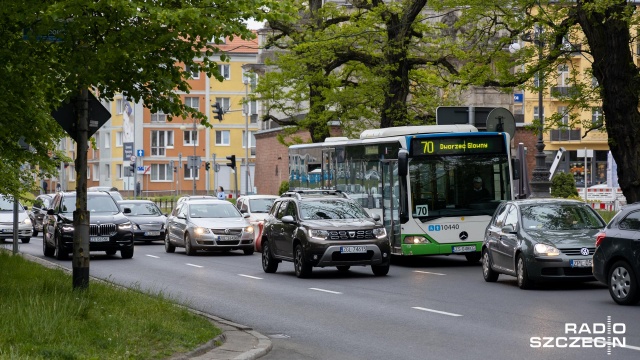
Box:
[261,190,391,278]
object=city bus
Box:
[288,124,517,262]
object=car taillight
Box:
[595,232,606,247]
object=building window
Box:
[242,131,256,149]
[243,98,257,116]
[183,130,198,146]
[116,131,123,147]
[185,64,200,79]
[533,106,544,121]
[116,98,124,114]
[151,163,173,181]
[215,97,231,112]
[117,164,123,179]
[218,64,230,80]
[185,97,199,109]
[69,165,76,182]
[151,111,167,123]
[557,106,569,126]
[184,164,199,180]
[151,130,174,156]
[92,164,99,181]
[105,164,111,180]
[215,130,230,146]
[103,132,110,149]
[558,64,569,87]
[592,107,603,125]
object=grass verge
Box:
[0,251,221,359]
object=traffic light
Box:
[129,161,136,173]
[226,155,236,170]
[213,102,224,121]
[205,162,211,171]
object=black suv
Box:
[261,190,391,278]
[43,191,134,259]
[593,203,640,305]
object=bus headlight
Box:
[372,227,387,239]
[404,236,429,244]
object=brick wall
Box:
[512,127,537,182]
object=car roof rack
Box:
[281,189,350,199]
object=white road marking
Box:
[309,288,342,295]
[186,263,203,268]
[413,270,446,276]
[621,344,640,351]
[238,274,263,280]
[145,255,160,259]
[412,307,463,317]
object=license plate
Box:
[340,246,367,254]
[218,235,238,241]
[452,245,476,253]
[144,231,160,236]
[570,259,593,268]
[90,236,109,242]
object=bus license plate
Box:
[90,236,109,242]
[570,259,592,268]
[341,246,367,254]
[452,245,476,253]
[144,231,160,236]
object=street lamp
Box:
[180,121,205,195]
[510,25,551,198]
[241,69,253,196]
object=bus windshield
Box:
[409,153,511,220]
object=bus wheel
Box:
[465,252,481,264]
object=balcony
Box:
[550,129,581,141]
[550,86,579,98]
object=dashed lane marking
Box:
[413,270,446,276]
[238,274,263,280]
[309,288,342,295]
[412,307,463,317]
[186,263,203,268]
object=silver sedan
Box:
[164,199,255,255]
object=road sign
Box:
[130,155,137,162]
[136,149,144,157]
[52,91,111,143]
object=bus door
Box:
[381,160,401,251]
[321,148,335,189]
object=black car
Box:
[29,193,55,237]
[482,199,606,289]
[43,191,134,259]
[593,203,640,305]
[261,190,391,278]
[118,200,167,243]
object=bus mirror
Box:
[511,158,520,180]
[398,149,408,177]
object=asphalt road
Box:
[5,236,640,360]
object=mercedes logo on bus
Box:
[459,231,468,240]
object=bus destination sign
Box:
[411,136,505,156]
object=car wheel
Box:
[465,252,481,264]
[336,265,350,272]
[185,233,196,256]
[121,248,134,259]
[371,264,390,276]
[43,232,54,257]
[482,249,499,282]
[516,254,534,289]
[21,237,31,244]
[164,233,175,253]
[261,240,278,273]
[105,250,117,256]
[54,234,68,260]
[294,244,312,278]
[608,261,640,305]
[243,247,254,255]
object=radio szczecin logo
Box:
[530,316,626,355]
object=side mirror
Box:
[243,213,250,218]
[502,225,517,234]
[398,149,408,177]
[372,214,381,221]
[123,207,132,214]
[47,209,54,215]
[240,209,248,214]
[281,215,296,224]
[177,214,186,219]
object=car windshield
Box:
[0,196,24,211]
[120,202,162,216]
[189,203,241,218]
[300,200,370,220]
[61,196,120,214]
[520,203,606,230]
[249,198,276,213]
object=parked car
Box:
[29,193,55,237]
[43,191,134,259]
[164,199,255,255]
[236,195,278,252]
[118,200,167,243]
[176,195,216,205]
[0,195,32,243]
[88,187,123,201]
[593,203,640,305]
[481,199,606,289]
[261,190,390,278]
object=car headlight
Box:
[308,229,328,240]
[20,218,31,225]
[243,226,254,234]
[62,224,74,232]
[194,227,211,235]
[534,243,560,256]
[404,236,429,244]
[372,227,387,239]
[118,222,132,231]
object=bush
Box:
[278,180,289,196]
[551,172,579,198]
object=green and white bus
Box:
[288,124,517,262]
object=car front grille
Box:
[560,247,595,256]
[139,223,163,231]
[327,230,375,240]
[90,224,117,236]
[210,228,243,236]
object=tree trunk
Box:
[73,88,90,289]
[577,4,640,203]
[381,56,411,128]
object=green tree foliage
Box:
[551,172,579,198]
[279,180,290,196]
[1,0,292,197]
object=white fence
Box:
[577,187,626,212]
